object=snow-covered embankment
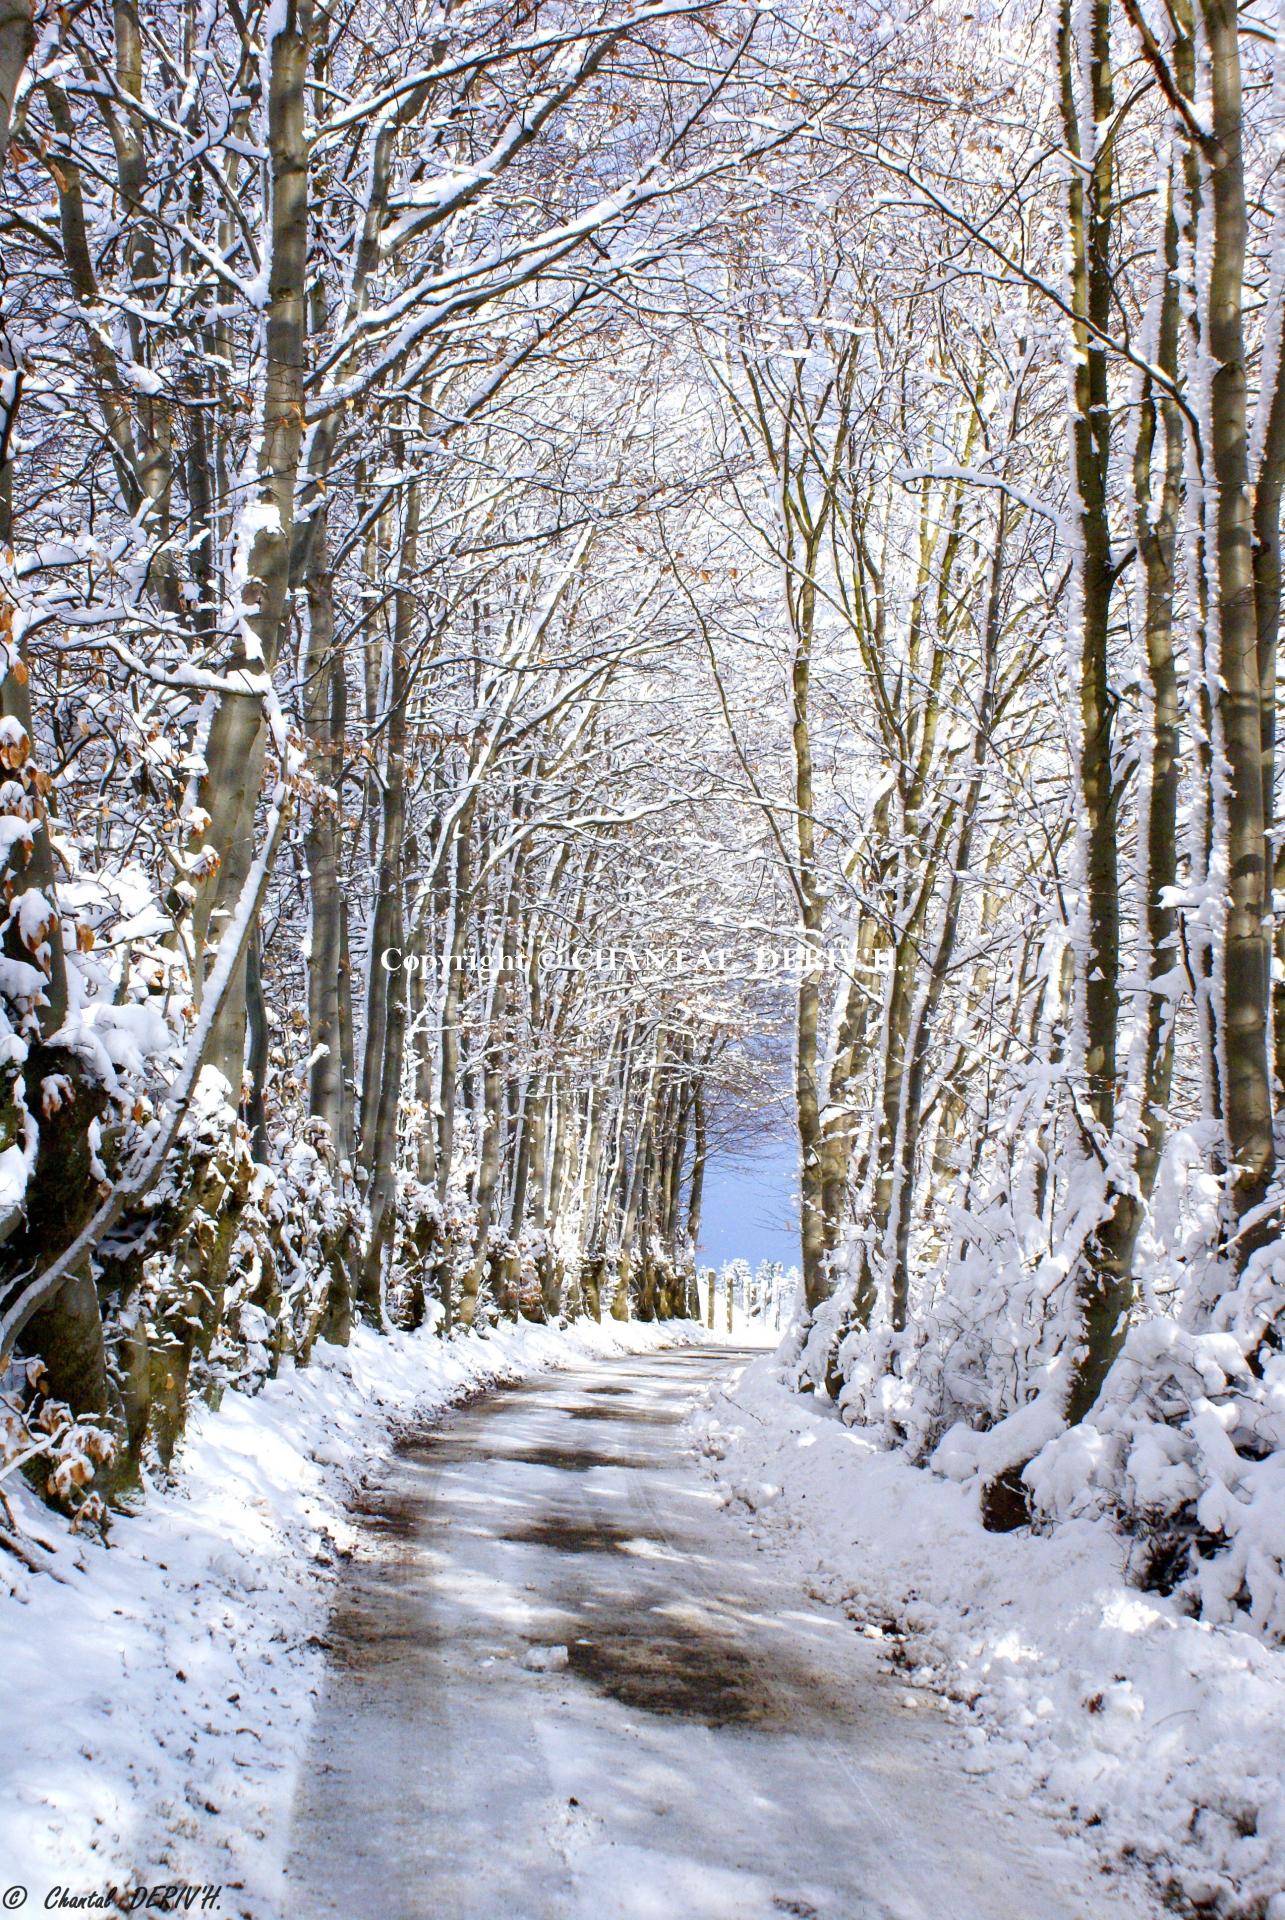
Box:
[691,1353,1285,1920]
[0,1318,711,1912]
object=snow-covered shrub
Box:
[1,1358,115,1532]
[213,1124,365,1392]
[811,1122,1285,1643]
[1025,1300,1285,1642]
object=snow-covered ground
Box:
[691,1352,1285,1920]
[9,1323,1277,1919]
[0,1318,712,1912]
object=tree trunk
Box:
[1200,0,1277,1240]
[189,0,313,1089]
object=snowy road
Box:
[284,1347,1154,1920]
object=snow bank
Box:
[691,1353,1285,1920]
[0,1317,712,1913]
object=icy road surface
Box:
[285,1346,1155,1920]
